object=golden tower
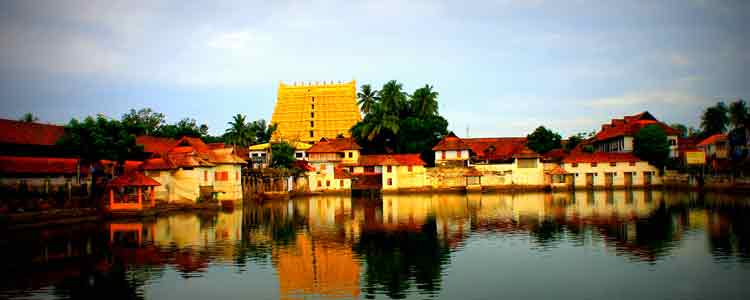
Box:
[271,80,361,142]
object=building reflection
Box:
[2,191,750,299]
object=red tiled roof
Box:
[108,171,161,187]
[0,156,81,175]
[594,112,680,142]
[294,160,315,171]
[432,132,472,151]
[307,137,361,153]
[356,154,426,166]
[100,160,143,173]
[678,137,700,157]
[207,142,226,149]
[0,119,65,146]
[562,150,640,163]
[139,158,172,170]
[542,148,568,162]
[462,137,532,161]
[208,148,247,165]
[545,165,568,175]
[334,167,352,179]
[136,136,179,154]
[697,133,727,147]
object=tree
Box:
[634,124,670,170]
[410,84,439,117]
[250,119,277,143]
[57,116,144,206]
[728,99,748,129]
[155,118,206,138]
[121,108,165,135]
[564,133,586,152]
[270,142,296,169]
[670,123,689,138]
[526,126,562,154]
[378,80,408,116]
[19,113,39,123]
[701,102,729,136]
[224,114,255,147]
[357,84,380,115]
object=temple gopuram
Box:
[271,80,361,142]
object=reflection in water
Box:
[2,190,750,299]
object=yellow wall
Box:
[562,161,662,187]
[271,81,361,142]
[308,161,350,192]
[382,165,427,191]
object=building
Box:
[0,119,66,157]
[306,137,361,192]
[432,132,472,167]
[344,154,427,191]
[593,112,681,158]
[248,141,312,169]
[271,81,361,142]
[561,151,662,188]
[697,133,730,172]
[137,136,246,202]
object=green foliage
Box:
[57,116,143,167]
[634,124,670,169]
[410,84,439,117]
[351,81,449,163]
[224,114,255,147]
[155,118,207,138]
[251,119,277,143]
[19,112,39,123]
[564,132,587,152]
[270,142,296,169]
[728,98,749,129]
[357,84,380,115]
[526,126,562,154]
[701,102,729,136]
[121,108,165,135]
[670,123,688,138]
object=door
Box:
[585,173,594,188]
[604,173,614,187]
[624,172,633,187]
[644,172,652,186]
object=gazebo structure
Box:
[107,172,161,211]
[545,166,570,190]
[465,167,483,192]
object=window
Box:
[311,112,314,118]
[572,163,578,168]
[364,166,375,173]
[310,121,314,127]
[441,151,446,160]
[215,171,229,181]
[320,164,327,171]
[387,166,392,173]
[311,104,314,110]
[350,167,354,172]
[629,161,636,166]
[408,165,413,172]
[204,170,208,182]
[669,139,676,146]
[236,171,239,180]
[317,180,322,187]
[310,130,314,138]
[340,180,344,187]
[517,158,537,168]
[311,96,315,102]
[295,152,303,158]
[387,178,393,186]
[326,180,330,187]
[252,153,259,157]
[348,152,353,158]
[609,162,616,167]
[457,151,462,158]
[591,162,598,167]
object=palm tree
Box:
[225,114,255,147]
[378,80,408,115]
[250,119,277,143]
[410,84,439,116]
[20,112,38,123]
[728,99,748,129]
[357,84,380,115]
[701,102,729,136]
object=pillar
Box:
[109,189,114,208]
[150,186,155,207]
[137,187,142,209]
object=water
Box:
[1,190,749,300]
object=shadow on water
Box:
[2,190,750,299]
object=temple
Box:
[271,80,361,142]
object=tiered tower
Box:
[271,80,361,142]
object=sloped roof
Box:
[562,150,640,163]
[697,133,727,147]
[209,148,247,164]
[0,156,81,175]
[594,112,680,142]
[334,166,352,179]
[0,119,65,146]
[432,132,472,151]
[136,136,179,154]
[108,171,161,187]
[100,160,143,173]
[294,160,315,171]
[462,137,532,161]
[354,154,426,166]
[542,148,568,162]
[545,165,569,175]
[307,137,361,153]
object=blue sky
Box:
[0,0,748,137]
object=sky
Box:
[0,0,748,137]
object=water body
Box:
[1,191,749,300]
